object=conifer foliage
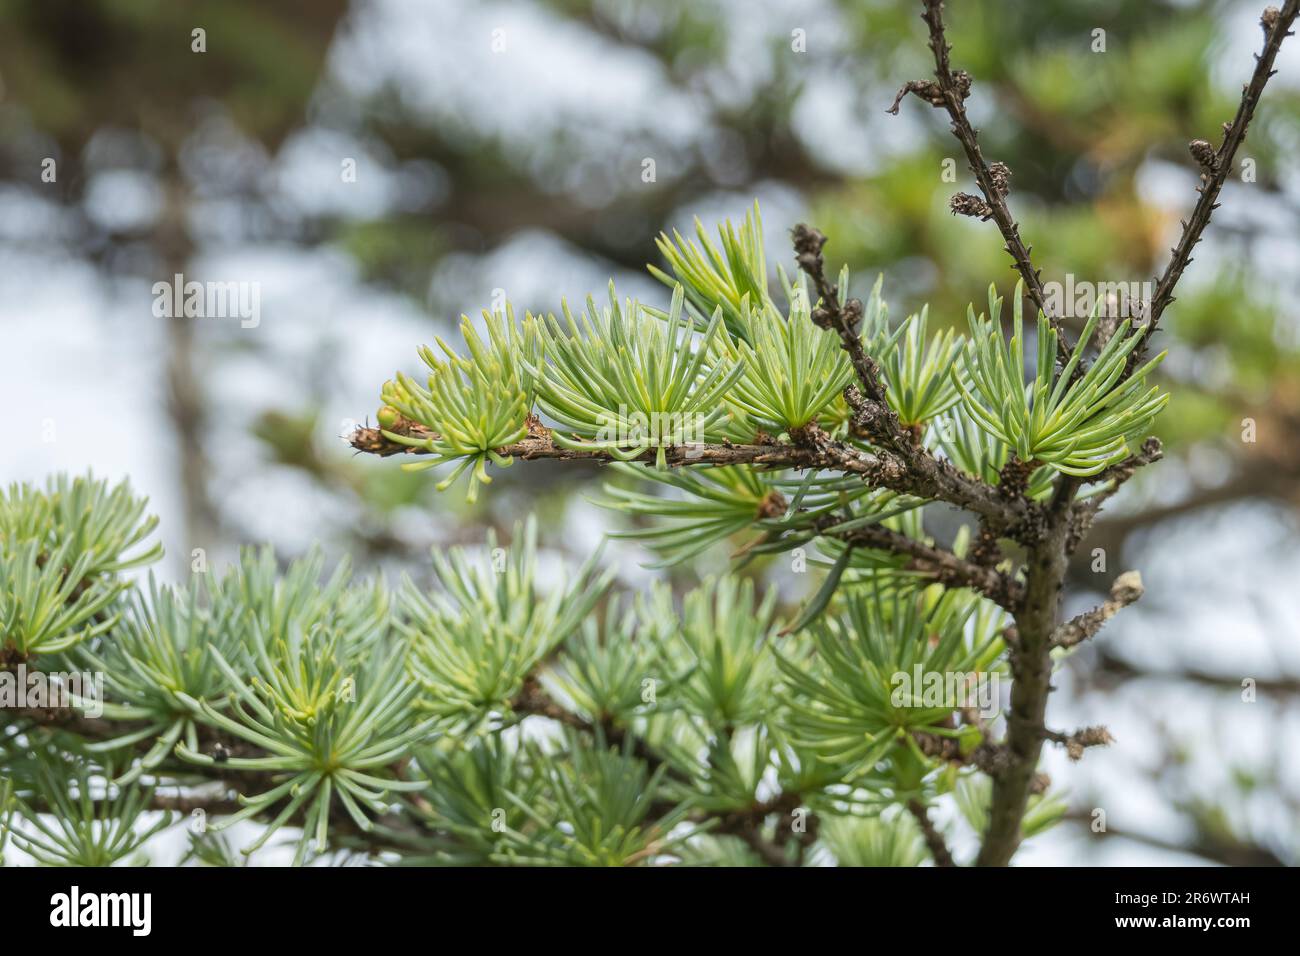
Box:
[2,0,1296,868]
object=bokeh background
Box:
[1,0,1297,864]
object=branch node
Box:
[1045,725,1115,761]
[886,78,946,114]
[1051,570,1145,649]
[1188,138,1220,176]
[949,192,993,218]
[988,161,1012,196]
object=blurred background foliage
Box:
[1,0,1297,864]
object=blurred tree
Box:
[0,0,348,556]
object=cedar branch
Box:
[1131,0,1300,371]
[905,0,1075,371]
[350,418,1028,529]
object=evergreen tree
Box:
[2,0,1296,868]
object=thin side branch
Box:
[1068,438,1164,552]
[1061,811,1287,867]
[1043,725,1115,762]
[786,227,1039,535]
[823,519,1024,610]
[1094,650,1300,697]
[511,675,693,787]
[790,222,915,451]
[1051,571,1145,649]
[907,799,956,867]
[900,0,1074,370]
[1133,0,1300,369]
[351,417,1028,529]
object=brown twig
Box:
[1130,1,1300,372]
[964,1,1297,867]
[352,416,1028,530]
[822,519,1024,610]
[1067,438,1164,552]
[1092,649,1300,697]
[1051,571,1145,650]
[907,799,956,867]
[790,222,915,452]
[788,221,1020,537]
[1043,725,1115,762]
[898,0,1075,371]
[358,416,1024,608]
[1061,810,1287,867]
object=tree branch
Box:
[785,224,1038,534]
[1092,650,1300,697]
[1051,571,1145,649]
[1132,1,1300,370]
[351,417,1028,528]
[1043,725,1115,762]
[821,519,1024,610]
[976,477,1075,866]
[896,0,1074,370]
[1068,438,1164,552]
[967,1,1297,866]
[907,799,956,867]
[790,223,910,449]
